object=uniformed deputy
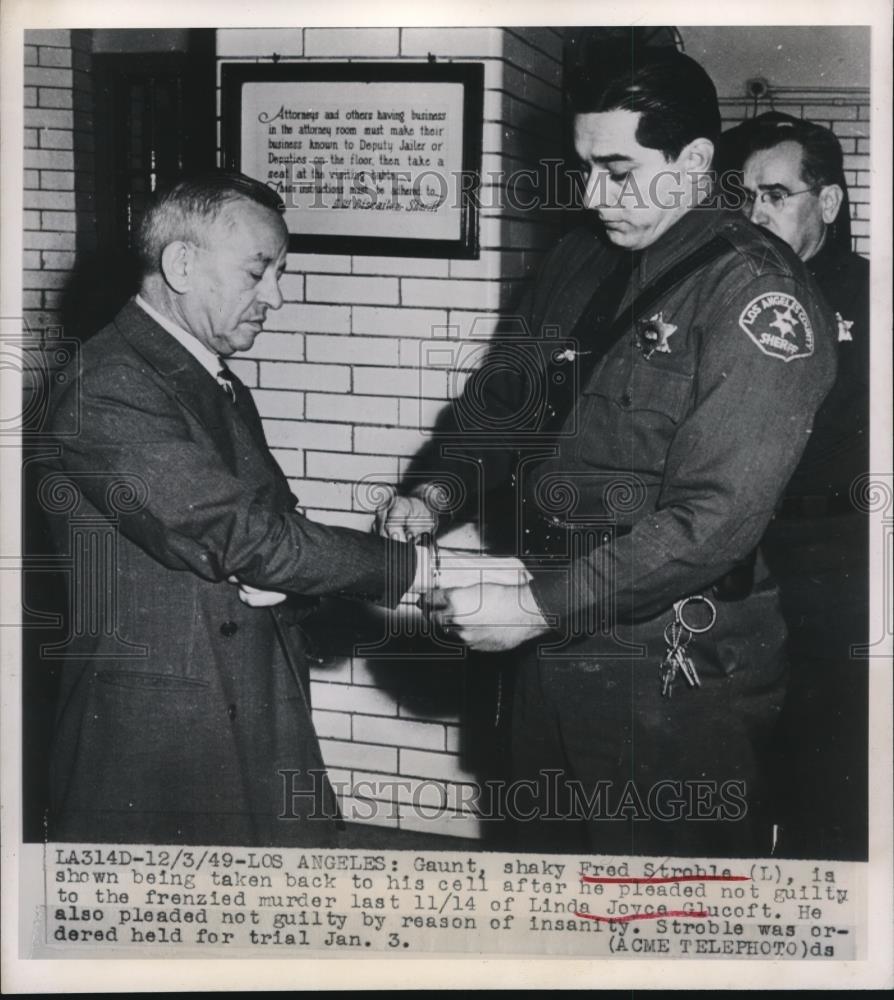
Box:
[380,51,838,857]
[733,115,870,860]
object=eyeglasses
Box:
[742,187,818,212]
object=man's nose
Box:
[584,169,609,209]
[747,196,767,225]
[259,271,284,310]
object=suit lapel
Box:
[115,300,238,469]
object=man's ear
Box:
[678,137,714,174]
[159,241,194,294]
[818,183,844,225]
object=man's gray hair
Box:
[134,171,285,275]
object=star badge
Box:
[835,312,854,342]
[638,312,677,359]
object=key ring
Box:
[674,595,717,634]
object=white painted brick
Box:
[352,306,448,339]
[354,426,429,456]
[307,274,400,306]
[40,210,76,232]
[351,255,449,278]
[227,358,257,386]
[352,770,445,809]
[354,715,445,751]
[23,270,68,289]
[26,67,73,88]
[306,392,399,425]
[287,252,351,273]
[25,189,75,210]
[24,169,40,189]
[217,29,304,57]
[398,805,483,840]
[402,278,502,311]
[266,302,351,334]
[400,748,478,783]
[340,799,400,828]
[244,331,304,362]
[312,709,351,740]
[278,273,304,301]
[269,448,303,479]
[311,680,399,717]
[398,397,448,429]
[320,738,397,774]
[305,508,374,531]
[24,149,74,171]
[38,87,73,110]
[23,210,41,230]
[23,251,41,270]
[400,27,502,58]
[306,334,400,366]
[445,725,462,753]
[353,366,448,399]
[306,451,399,484]
[264,419,351,452]
[40,170,75,191]
[26,29,71,47]
[260,361,350,392]
[291,479,353,510]
[398,337,458,368]
[23,291,42,309]
[305,27,399,58]
[325,766,352,792]
[38,46,71,68]
[252,389,304,421]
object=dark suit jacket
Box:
[43,300,414,846]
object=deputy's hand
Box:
[375,491,437,542]
[426,582,551,652]
[227,575,288,607]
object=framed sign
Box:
[221,62,484,258]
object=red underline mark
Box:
[580,874,751,885]
[573,909,709,924]
[576,875,750,923]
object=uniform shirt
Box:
[426,207,838,630]
[782,240,869,499]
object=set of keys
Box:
[659,595,717,698]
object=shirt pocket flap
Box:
[584,359,693,425]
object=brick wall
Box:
[23,29,96,337]
[719,91,871,256]
[217,26,566,838]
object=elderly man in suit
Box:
[44,172,428,847]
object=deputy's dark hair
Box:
[567,49,721,161]
[134,171,285,274]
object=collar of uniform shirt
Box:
[134,293,223,380]
[636,202,726,284]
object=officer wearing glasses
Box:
[727,113,870,860]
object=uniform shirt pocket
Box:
[575,360,694,473]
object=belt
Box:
[776,494,856,519]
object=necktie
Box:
[217,366,238,405]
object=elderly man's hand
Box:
[227,575,288,607]
[375,491,438,543]
[426,582,551,652]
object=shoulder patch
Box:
[738,292,815,362]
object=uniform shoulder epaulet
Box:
[716,217,797,279]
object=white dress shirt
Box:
[134,294,225,383]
